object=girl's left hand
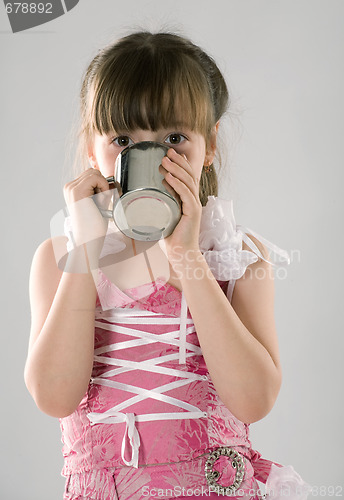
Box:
[159,148,203,267]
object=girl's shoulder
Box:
[30,237,71,306]
[29,237,67,351]
[32,236,68,272]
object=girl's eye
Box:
[165,133,186,145]
[112,136,133,147]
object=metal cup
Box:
[101,141,182,241]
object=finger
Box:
[161,157,199,200]
[159,163,182,201]
[161,178,181,202]
[164,149,200,187]
[167,148,193,174]
[161,156,194,183]
[64,169,110,203]
[78,169,110,192]
[163,172,201,215]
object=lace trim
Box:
[199,196,290,280]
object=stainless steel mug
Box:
[100,141,182,241]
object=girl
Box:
[24,31,310,500]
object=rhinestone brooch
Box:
[205,447,245,495]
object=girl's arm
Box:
[24,237,98,417]
[24,169,110,418]
[160,148,282,425]
[178,237,282,425]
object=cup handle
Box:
[99,208,113,218]
[97,176,117,218]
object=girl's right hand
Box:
[63,168,112,261]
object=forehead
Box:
[89,53,213,137]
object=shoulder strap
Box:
[237,224,290,267]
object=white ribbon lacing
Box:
[87,292,207,468]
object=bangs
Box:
[87,47,214,138]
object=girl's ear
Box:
[204,121,220,166]
[87,144,98,169]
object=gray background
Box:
[1,0,343,498]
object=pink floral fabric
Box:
[63,453,262,500]
[60,277,253,467]
[60,196,308,500]
[60,277,280,500]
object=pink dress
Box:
[61,197,310,500]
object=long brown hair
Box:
[76,31,229,206]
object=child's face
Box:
[88,127,215,181]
